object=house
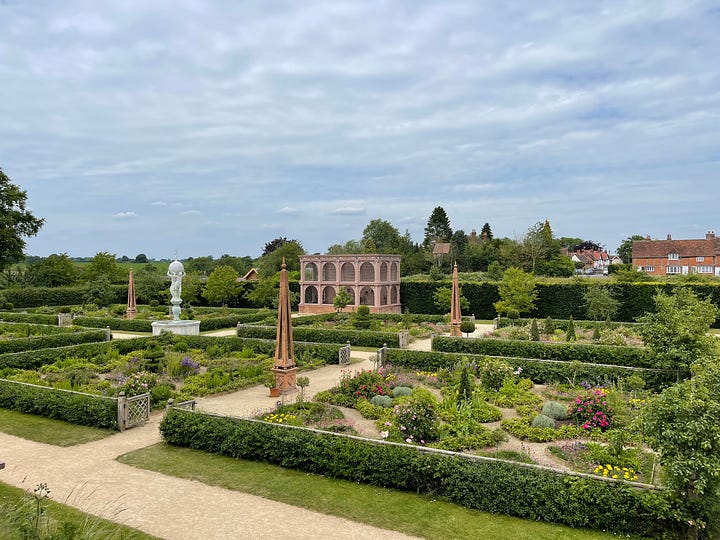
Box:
[431,242,451,266]
[237,268,259,282]
[632,232,720,276]
[567,250,620,274]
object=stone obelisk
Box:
[126,268,137,319]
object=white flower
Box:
[380,430,389,439]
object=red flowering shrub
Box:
[337,369,392,402]
[569,389,614,430]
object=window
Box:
[668,252,679,260]
[698,265,713,274]
[645,266,654,272]
[696,256,705,262]
[666,266,682,274]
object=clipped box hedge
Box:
[0,321,76,336]
[0,341,114,370]
[1,285,127,309]
[237,324,400,348]
[72,316,153,332]
[494,317,640,331]
[159,409,673,537]
[0,379,117,429]
[433,336,654,369]
[384,348,678,390]
[0,329,109,355]
[0,312,59,325]
[292,312,446,327]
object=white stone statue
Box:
[167,259,185,321]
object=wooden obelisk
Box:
[126,268,137,320]
[273,258,297,394]
[450,261,462,336]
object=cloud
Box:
[181,210,201,216]
[330,207,366,216]
[112,211,137,219]
[151,201,168,206]
[278,206,299,214]
[453,183,502,193]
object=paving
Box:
[0,347,416,540]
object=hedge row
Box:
[236,324,400,348]
[0,379,117,429]
[400,281,720,327]
[1,285,127,308]
[0,321,76,336]
[433,336,653,369]
[495,317,640,331]
[0,312,59,325]
[384,348,678,390]
[159,409,673,537]
[0,341,114,370]
[0,329,109,355]
[292,312,447,326]
[70,311,273,333]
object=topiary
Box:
[541,401,568,420]
[566,316,576,342]
[392,386,412,398]
[460,320,476,337]
[530,319,540,341]
[370,395,393,408]
[543,316,554,335]
[531,414,556,429]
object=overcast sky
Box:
[1,1,718,259]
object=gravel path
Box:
[0,349,417,540]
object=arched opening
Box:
[359,262,375,282]
[390,286,398,304]
[360,286,375,306]
[380,286,388,305]
[390,262,399,281]
[341,262,355,281]
[322,262,337,281]
[344,287,355,305]
[380,262,388,281]
[322,286,336,305]
[304,286,318,304]
[304,262,318,281]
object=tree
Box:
[26,253,79,287]
[433,286,469,314]
[180,271,204,306]
[83,252,125,283]
[640,361,720,539]
[327,239,365,254]
[0,168,44,271]
[423,206,452,248]
[465,240,498,272]
[486,261,504,281]
[449,230,468,268]
[256,240,304,277]
[530,319,540,341]
[244,275,281,308]
[566,315,576,341]
[333,288,353,313]
[636,288,718,371]
[262,237,289,257]
[83,275,114,306]
[460,320,476,337]
[573,240,603,252]
[134,265,167,304]
[480,222,493,241]
[184,256,217,274]
[202,265,241,306]
[134,253,148,263]
[617,235,645,264]
[583,286,620,321]
[362,219,402,253]
[493,267,537,319]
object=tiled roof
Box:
[432,242,451,255]
[632,238,720,258]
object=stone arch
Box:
[390,285,398,304]
[304,262,318,281]
[359,262,375,282]
[322,286,337,305]
[322,262,337,281]
[344,287,355,305]
[380,262,388,281]
[359,286,375,305]
[390,262,399,281]
[341,262,355,281]
[304,285,318,304]
[380,286,388,305]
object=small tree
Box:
[486,261,503,281]
[433,286,469,314]
[543,316,555,335]
[353,304,372,329]
[460,320,476,337]
[565,315,576,342]
[457,365,474,404]
[592,324,601,341]
[203,265,241,306]
[530,319,540,341]
[333,288,353,314]
[584,286,620,321]
[493,267,537,319]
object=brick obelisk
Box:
[273,258,297,394]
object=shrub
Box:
[569,390,614,430]
[337,369,392,402]
[531,414,556,428]
[566,316,576,342]
[392,386,412,398]
[542,401,568,420]
[236,324,400,348]
[530,319,540,341]
[478,358,511,390]
[159,409,675,537]
[355,399,388,419]
[460,320,476,336]
[0,329,108,355]
[370,395,393,408]
[389,388,439,444]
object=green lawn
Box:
[0,481,157,539]
[118,443,646,540]
[0,408,114,446]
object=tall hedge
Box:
[1,285,127,308]
[160,409,673,537]
[236,324,400,348]
[0,379,117,429]
[432,336,654,368]
[0,329,109,355]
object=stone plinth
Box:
[151,320,200,336]
[57,313,73,326]
[273,366,297,395]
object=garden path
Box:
[0,351,416,540]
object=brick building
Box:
[632,232,720,276]
[298,254,401,314]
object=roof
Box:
[432,242,451,255]
[632,238,720,258]
[237,268,259,281]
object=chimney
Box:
[707,231,716,240]
[666,234,672,241]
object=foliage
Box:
[0,328,108,355]
[569,390,614,430]
[236,323,401,348]
[460,320,476,337]
[530,414,555,428]
[636,287,718,371]
[423,206,452,248]
[541,401,568,420]
[352,304,372,329]
[566,315,576,342]
[530,319,540,341]
[640,360,720,537]
[160,409,674,536]
[256,239,304,277]
[83,275,116,307]
[370,395,393,408]
[584,286,620,321]
[433,286,470,313]
[456,365,474,404]
[493,267,537,319]
[81,252,125,283]
[617,235,645,264]
[477,358,512,390]
[26,253,79,287]
[332,288,353,313]
[243,275,281,309]
[387,388,439,444]
[392,386,412,397]
[0,168,45,272]
[203,265,241,306]
[335,369,393,404]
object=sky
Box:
[1,1,719,260]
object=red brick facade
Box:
[632,233,720,276]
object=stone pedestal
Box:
[57,313,73,326]
[151,320,200,336]
[273,366,297,395]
